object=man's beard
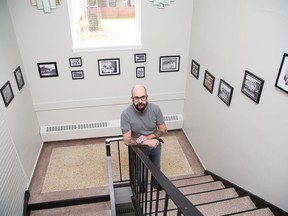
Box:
[133,102,147,112]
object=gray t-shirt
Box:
[120,103,165,138]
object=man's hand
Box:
[144,139,160,148]
[136,135,160,148]
[123,131,162,148]
[136,135,149,144]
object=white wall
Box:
[184,0,288,211]
[7,0,193,128]
[1,0,42,181]
[0,0,42,214]
[6,0,288,212]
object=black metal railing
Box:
[105,138,117,216]
[105,137,130,186]
[105,137,203,216]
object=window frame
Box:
[67,0,142,52]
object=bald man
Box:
[120,85,167,189]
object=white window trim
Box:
[67,0,142,52]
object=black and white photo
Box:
[203,70,215,94]
[14,66,25,91]
[136,67,145,78]
[241,70,264,104]
[71,70,84,80]
[69,57,82,67]
[1,81,14,107]
[98,58,120,76]
[275,53,288,94]
[218,79,234,106]
[159,56,180,72]
[134,53,146,63]
[37,62,58,78]
[191,59,200,79]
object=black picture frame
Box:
[98,58,120,76]
[37,62,58,78]
[218,79,234,106]
[275,53,288,94]
[203,70,215,94]
[134,53,146,63]
[136,67,145,78]
[241,70,264,104]
[159,56,180,72]
[14,66,25,91]
[191,59,200,79]
[71,70,84,80]
[1,81,14,107]
[69,57,82,67]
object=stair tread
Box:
[29,201,111,216]
[148,181,225,200]
[148,188,239,212]
[188,188,239,205]
[232,207,275,216]
[178,181,225,194]
[197,196,256,216]
[171,175,214,187]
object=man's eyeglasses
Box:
[132,95,147,101]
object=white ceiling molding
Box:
[30,0,60,13]
[148,0,175,9]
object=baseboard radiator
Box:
[40,114,184,142]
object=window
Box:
[68,0,141,51]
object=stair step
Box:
[28,202,111,216]
[171,175,214,187]
[148,181,225,200]
[147,188,239,213]
[188,188,239,205]
[197,196,256,216]
[178,181,225,195]
[232,207,275,216]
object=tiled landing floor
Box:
[28,130,204,215]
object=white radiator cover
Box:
[40,114,183,142]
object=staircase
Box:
[120,172,281,216]
[168,174,275,216]
[24,132,287,215]
[105,133,288,216]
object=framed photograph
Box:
[191,59,200,79]
[71,70,84,80]
[136,67,145,78]
[218,79,234,106]
[14,66,25,91]
[275,53,288,94]
[69,57,82,67]
[159,56,180,72]
[98,58,120,76]
[241,70,264,104]
[1,81,14,107]
[37,62,58,78]
[203,70,215,94]
[134,53,146,63]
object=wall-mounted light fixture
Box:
[148,0,175,9]
[30,0,60,13]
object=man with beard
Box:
[120,84,167,189]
